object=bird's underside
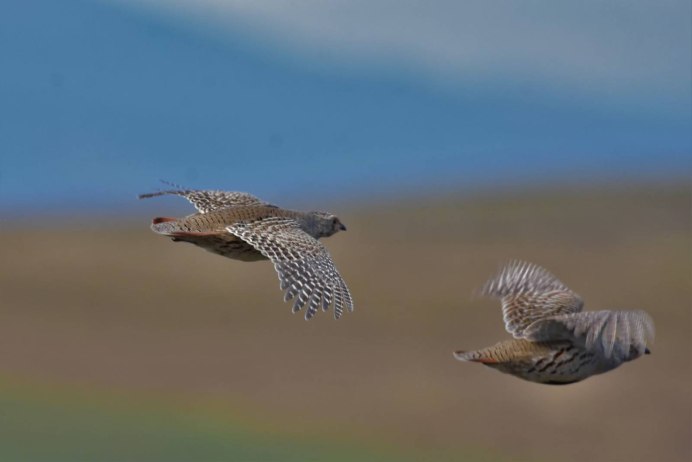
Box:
[455,339,603,385]
[139,183,353,319]
[170,231,266,262]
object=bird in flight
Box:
[139,183,353,320]
[454,260,654,384]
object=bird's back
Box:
[150,206,303,261]
[175,206,302,233]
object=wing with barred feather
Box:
[226,218,353,320]
[139,181,273,213]
[482,260,584,338]
[524,310,654,360]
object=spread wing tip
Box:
[480,260,572,298]
[281,286,353,321]
[138,180,189,200]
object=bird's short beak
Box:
[645,348,651,355]
[339,223,347,231]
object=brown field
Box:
[1,182,690,461]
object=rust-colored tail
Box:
[152,217,177,225]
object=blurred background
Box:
[1,1,690,461]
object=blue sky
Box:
[1,0,690,215]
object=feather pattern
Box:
[456,261,655,384]
[482,260,584,338]
[140,183,351,319]
[525,310,655,360]
[139,181,273,213]
[227,218,353,319]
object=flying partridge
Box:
[454,261,654,384]
[139,184,353,320]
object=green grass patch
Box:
[0,378,412,462]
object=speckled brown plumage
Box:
[454,261,654,384]
[139,183,352,319]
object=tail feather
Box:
[151,217,181,235]
[150,217,219,239]
[454,350,498,364]
[152,217,177,224]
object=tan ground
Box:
[1,183,690,461]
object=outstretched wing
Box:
[139,181,273,213]
[227,218,353,320]
[524,310,654,360]
[482,260,584,338]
